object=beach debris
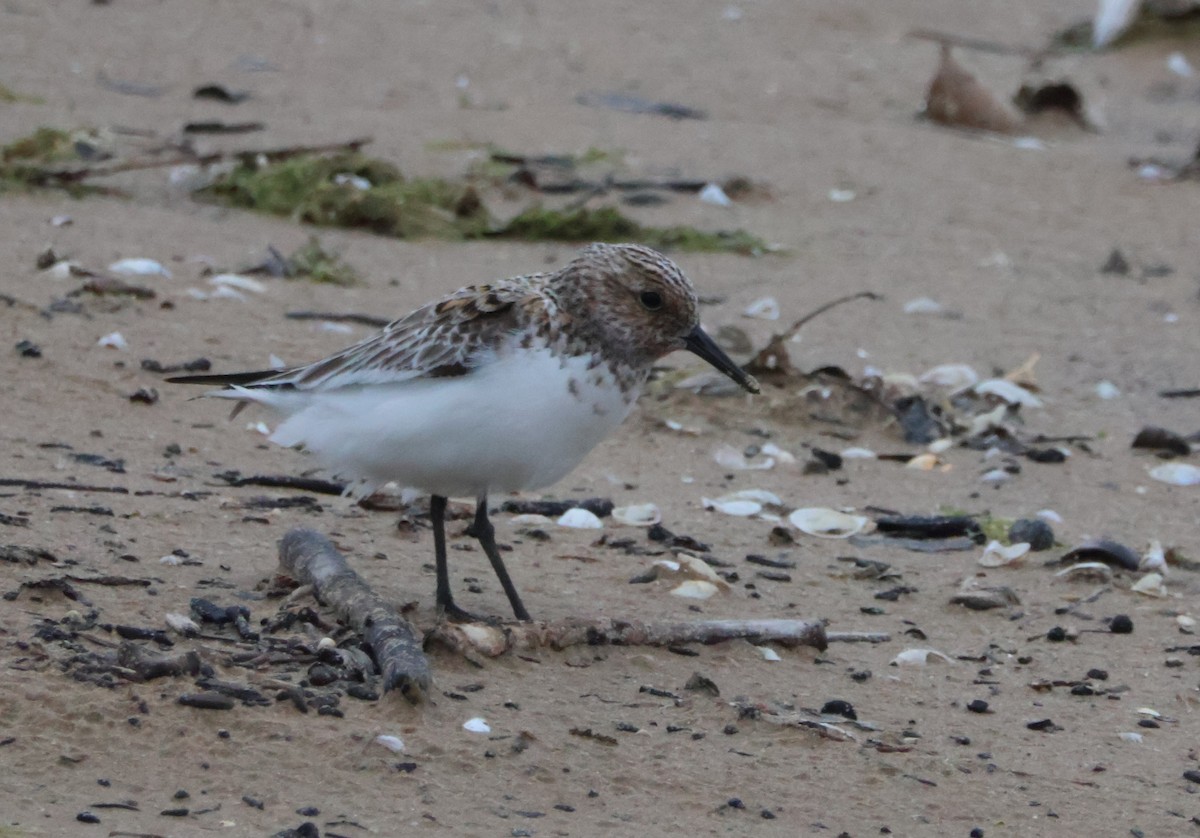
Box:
[1149,462,1200,486]
[375,734,405,753]
[463,717,491,734]
[699,182,732,207]
[611,503,662,527]
[891,648,954,666]
[923,46,1022,134]
[950,582,1021,610]
[96,331,128,350]
[742,296,780,320]
[1093,0,1141,47]
[713,444,778,471]
[978,540,1031,567]
[1059,539,1140,571]
[557,507,604,529]
[789,507,871,538]
[1132,426,1191,457]
[703,489,781,518]
[108,258,171,278]
[1008,518,1055,550]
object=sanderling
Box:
[171,242,758,621]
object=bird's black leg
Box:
[467,494,532,622]
[430,494,481,623]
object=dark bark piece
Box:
[278,528,431,701]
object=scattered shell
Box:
[891,648,954,666]
[164,613,199,635]
[978,540,1031,567]
[828,187,856,202]
[927,438,953,454]
[950,585,1021,610]
[906,453,941,471]
[333,173,372,190]
[1130,572,1167,597]
[760,443,796,465]
[1168,51,1195,78]
[209,273,266,294]
[699,182,732,207]
[1176,615,1196,633]
[462,717,491,734]
[317,636,337,652]
[249,421,271,436]
[839,447,877,460]
[51,214,73,227]
[742,296,780,320]
[662,419,703,435]
[670,579,721,600]
[757,646,782,662]
[509,513,554,527]
[903,297,943,315]
[975,379,1043,408]
[918,363,978,391]
[649,553,728,590]
[612,503,662,527]
[1037,509,1064,524]
[375,734,405,753]
[159,553,184,566]
[97,331,128,350]
[703,496,761,517]
[979,468,1010,484]
[1148,462,1200,487]
[1093,0,1140,48]
[210,286,247,302]
[713,444,775,471]
[1061,539,1140,571]
[109,258,171,278]
[788,507,871,538]
[1118,731,1144,744]
[318,321,355,334]
[1054,561,1113,583]
[1095,380,1120,400]
[1140,540,1166,573]
[557,508,604,529]
[1136,707,1162,719]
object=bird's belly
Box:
[267,348,639,498]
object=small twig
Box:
[776,291,881,344]
[278,528,430,701]
[0,478,128,494]
[746,291,880,376]
[826,630,891,644]
[285,310,391,329]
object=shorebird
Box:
[171,243,758,621]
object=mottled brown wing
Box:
[254,277,545,391]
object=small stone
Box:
[970,829,985,838]
[296,806,320,816]
[76,812,100,824]
[820,699,857,720]
[1046,626,1067,642]
[761,809,776,820]
[1100,248,1130,275]
[966,700,990,714]
[1086,668,1109,681]
[1008,518,1054,551]
[726,798,745,809]
[1109,614,1133,634]
[15,339,42,358]
[1184,769,1200,784]
[173,790,190,800]
[160,808,189,817]
[723,724,738,735]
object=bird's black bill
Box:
[683,325,760,394]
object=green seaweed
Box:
[0,127,104,195]
[286,237,363,286]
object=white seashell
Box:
[703,497,761,517]
[699,183,732,207]
[759,443,796,464]
[333,173,372,190]
[839,447,877,460]
[1130,572,1166,597]
[891,648,954,666]
[318,321,355,334]
[97,331,128,350]
[509,513,554,527]
[1140,540,1166,573]
[903,297,943,315]
[918,363,979,391]
[1118,731,1144,744]
[828,188,856,202]
[1136,163,1172,182]
[51,214,73,227]
[654,559,681,573]
[980,468,1010,484]
[45,259,80,279]
[612,503,662,526]
[1168,51,1195,78]
[1094,380,1120,400]
[1037,509,1064,524]
[159,554,184,566]
[662,419,702,435]
[164,613,199,635]
[317,637,337,651]
[375,734,405,752]
[713,444,775,471]
[788,507,870,538]
[1093,0,1141,48]
[978,540,1031,567]
[462,717,491,734]
[185,288,208,300]
[1136,707,1162,719]
[670,579,720,599]
[757,646,781,662]
[974,379,1043,408]
[742,296,780,320]
[1054,561,1113,582]
[905,453,941,471]
[249,421,271,435]
[209,273,266,294]
[927,438,953,454]
[1176,615,1196,633]
[109,257,171,278]
[210,285,247,301]
[725,488,782,506]
[1149,462,1200,487]
[557,508,604,529]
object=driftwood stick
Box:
[826,630,891,644]
[430,617,829,658]
[278,528,430,701]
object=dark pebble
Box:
[173,790,190,800]
[1137,719,1160,729]
[218,729,231,739]
[820,699,857,720]
[76,811,101,824]
[178,692,235,710]
[242,795,265,810]
[1008,518,1054,551]
[346,683,379,701]
[1045,626,1067,642]
[850,670,872,682]
[745,554,795,569]
[128,387,159,405]
[1069,684,1095,697]
[553,804,575,812]
[761,809,776,820]
[970,829,985,838]
[307,663,339,686]
[1086,668,1109,681]
[394,762,417,773]
[966,700,990,714]
[1109,614,1134,634]
[727,798,745,810]
[1026,718,1058,732]
[296,806,319,816]
[723,724,738,735]
[1184,769,1200,784]
[15,339,42,358]
[160,808,189,817]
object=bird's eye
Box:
[640,290,664,311]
